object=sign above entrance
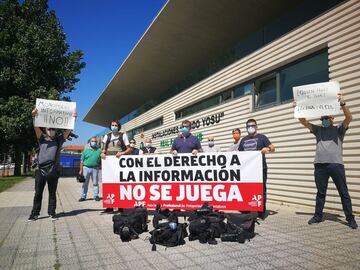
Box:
[152,112,225,139]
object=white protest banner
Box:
[102,152,263,211]
[293,81,341,118]
[34,99,76,129]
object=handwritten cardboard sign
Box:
[293,81,341,118]
[34,99,76,129]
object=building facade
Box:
[86,0,360,213]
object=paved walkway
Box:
[0,177,359,270]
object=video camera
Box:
[66,132,79,141]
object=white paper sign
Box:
[34,99,76,129]
[293,81,341,118]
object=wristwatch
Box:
[340,102,346,106]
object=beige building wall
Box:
[122,0,360,213]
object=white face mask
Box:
[145,143,152,148]
[47,129,56,137]
[130,143,135,148]
[247,126,256,134]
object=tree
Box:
[0,0,85,175]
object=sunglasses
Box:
[246,125,257,128]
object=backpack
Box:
[105,132,127,152]
[112,206,148,242]
[188,203,226,245]
[221,212,258,243]
[149,205,188,251]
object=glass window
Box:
[233,82,253,98]
[280,50,328,102]
[127,117,164,138]
[255,76,277,108]
[176,95,220,119]
[221,89,232,103]
[143,118,163,131]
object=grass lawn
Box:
[0,176,27,193]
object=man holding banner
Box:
[29,100,77,221]
[238,119,275,219]
[293,82,357,229]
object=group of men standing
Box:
[28,93,357,229]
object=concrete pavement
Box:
[0,177,359,270]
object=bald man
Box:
[202,136,221,152]
[141,138,158,154]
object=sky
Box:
[48,0,166,146]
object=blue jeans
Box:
[314,163,353,220]
[81,167,99,199]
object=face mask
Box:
[111,125,118,132]
[233,134,240,141]
[208,141,215,147]
[145,143,152,148]
[90,142,97,148]
[322,119,331,128]
[181,127,189,134]
[247,126,256,134]
[130,143,135,148]
[47,129,56,137]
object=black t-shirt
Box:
[238,133,271,169]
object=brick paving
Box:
[0,177,359,270]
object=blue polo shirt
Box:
[171,134,202,153]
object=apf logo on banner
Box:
[102,152,263,211]
[104,193,115,204]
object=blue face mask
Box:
[111,125,118,132]
[181,127,189,134]
[90,142,97,148]
[208,141,215,147]
[322,119,331,128]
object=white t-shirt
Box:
[202,145,222,153]
[227,141,240,152]
[102,132,130,153]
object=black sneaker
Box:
[308,216,322,225]
[78,198,86,202]
[94,196,101,201]
[50,214,58,221]
[348,218,358,229]
[28,214,38,221]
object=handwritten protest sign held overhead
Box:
[102,152,264,211]
[34,99,76,129]
[293,81,341,118]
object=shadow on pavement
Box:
[58,208,103,217]
[295,211,348,225]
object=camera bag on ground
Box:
[188,203,226,245]
[112,206,148,242]
[221,212,258,243]
[149,205,188,251]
